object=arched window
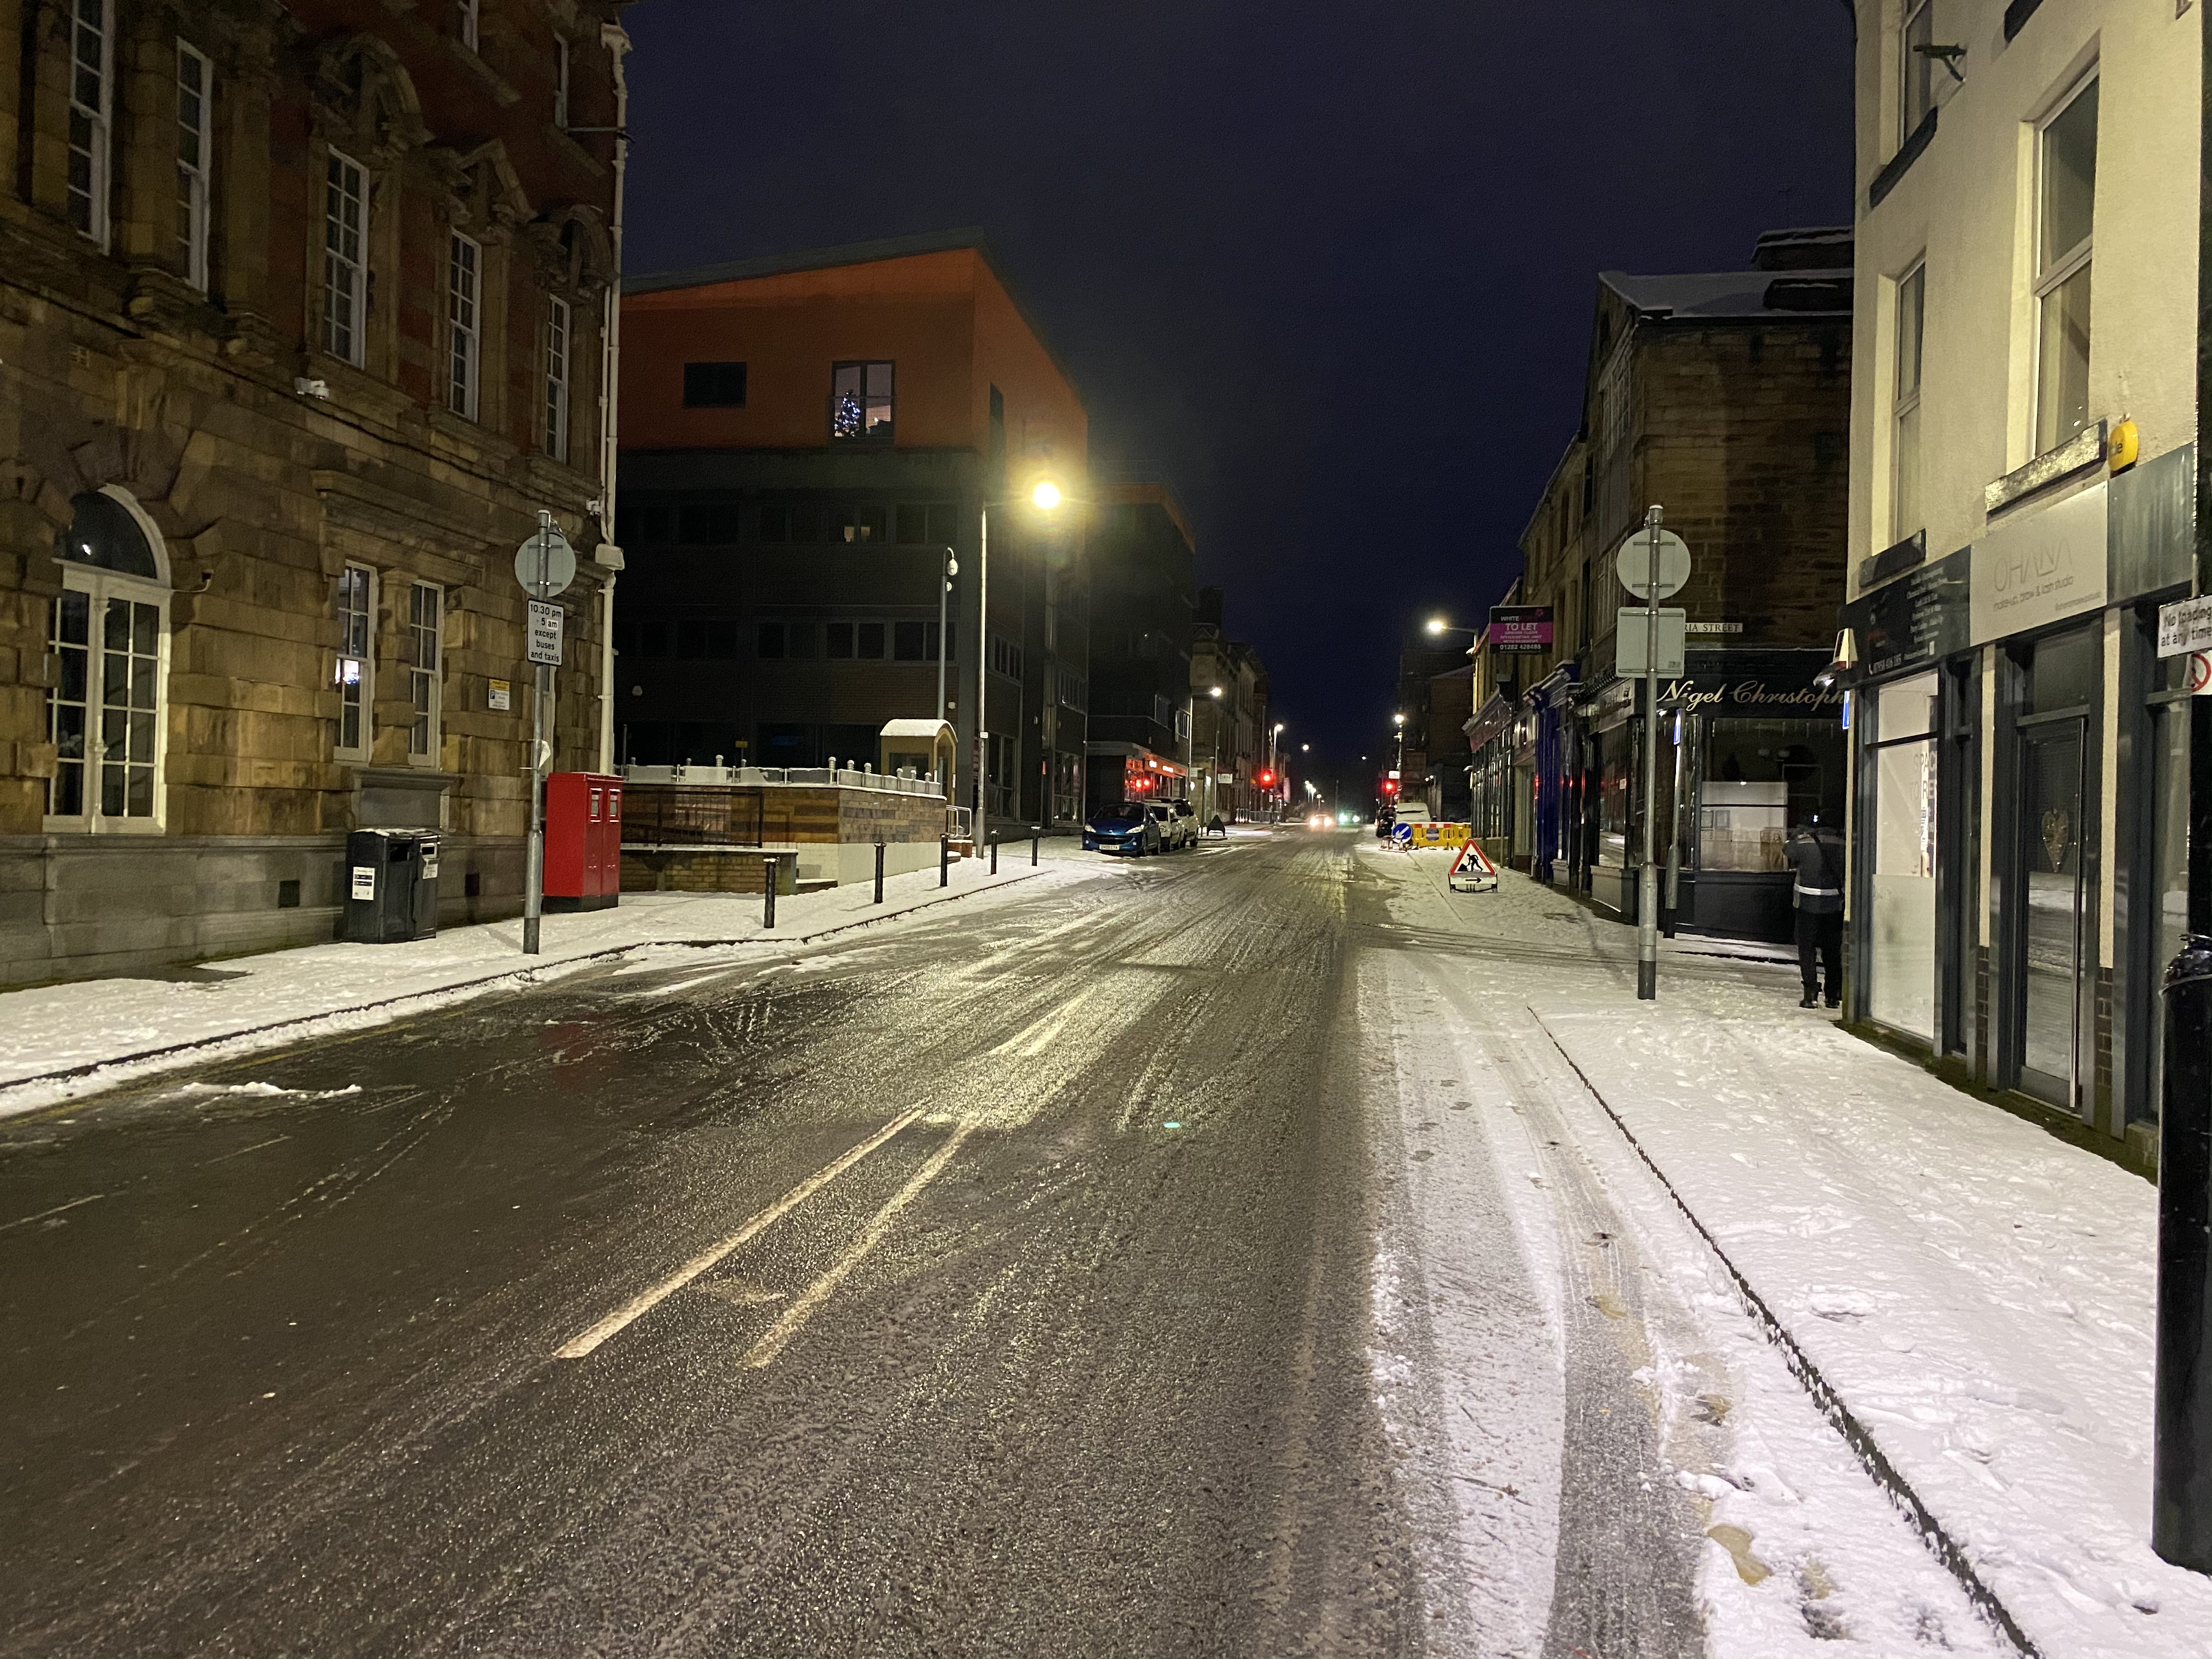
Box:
[47,488,170,829]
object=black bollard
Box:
[940,834,949,888]
[873,840,885,904]
[2156,933,2212,1569]
[990,838,998,875]
[1032,830,1040,866]
[762,855,778,929]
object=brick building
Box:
[0,0,630,986]
[1082,482,1195,814]
[614,232,1091,833]
[1467,229,1853,940]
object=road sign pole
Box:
[1638,504,1662,1001]
[522,511,553,956]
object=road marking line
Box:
[0,1193,105,1233]
[741,1117,979,1371]
[203,1135,292,1165]
[556,1107,924,1359]
[990,986,1096,1057]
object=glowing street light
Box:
[1031,480,1063,511]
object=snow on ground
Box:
[1362,840,2209,1658]
[0,844,1108,1120]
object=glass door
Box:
[2017,719,2088,1108]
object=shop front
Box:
[1465,692,1531,868]
[1578,651,1847,943]
[1839,445,2193,1164]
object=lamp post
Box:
[970,479,1068,861]
[936,546,957,727]
[1207,685,1223,823]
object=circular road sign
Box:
[1615,528,1690,601]
[514,528,577,598]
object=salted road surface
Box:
[1,832,1704,1657]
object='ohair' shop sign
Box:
[1968,481,2107,646]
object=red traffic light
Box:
[1257,769,1276,787]
[1381,779,1399,796]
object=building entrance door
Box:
[2016,718,2089,1110]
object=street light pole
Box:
[974,504,990,859]
[1637,504,1662,1001]
[2153,1,2212,1568]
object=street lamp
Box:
[971,477,1071,859]
[1207,685,1224,825]
[936,548,958,728]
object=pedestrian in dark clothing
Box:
[1784,813,1846,1009]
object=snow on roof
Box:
[879,719,955,740]
[1600,268,1854,320]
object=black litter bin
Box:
[341,829,441,943]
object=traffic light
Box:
[1381,778,1398,797]
[1257,768,1275,788]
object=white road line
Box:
[556,1107,925,1359]
[990,986,1097,1057]
[203,1135,292,1165]
[741,1117,979,1371]
[0,1193,104,1233]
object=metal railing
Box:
[621,763,945,799]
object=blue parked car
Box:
[1084,800,1163,856]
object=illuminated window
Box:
[336,564,374,759]
[830,360,894,441]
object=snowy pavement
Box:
[0,841,1108,1120]
[1363,842,2206,1658]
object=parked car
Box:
[1084,801,1163,856]
[1149,803,1195,850]
[1169,799,1199,845]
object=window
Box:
[408,582,442,761]
[323,149,368,365]
[66,0,113,245]
[1059,672,1086,712]
[545,296,571,462]
[1154,694,1172,729]
[459,0,479,50]
[758,622,785,659]
[554,36,570,127]
[176,42,211,289]
[838,503,887,544]
[683,362,747,408]
[895,503,961,546]
[448,233,481,419]
[336,565,374,758]
[2035,74,2097,455]
[894,620,927,661]
[47,491,167,828]
[826,622,854,659]
[756,501,788,542]
[990,635,1024,681]
[1899,0,1934,144]
[1867,674,1940,1038]
[1893,262,1925,541]
[856,622,886,660]
[830,360,893,441]
[676,501,743,544]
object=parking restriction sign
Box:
[527,601,563,666]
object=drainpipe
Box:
[591,21,632,776]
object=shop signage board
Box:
[1487,605,1554,653]
[1841,546,1972,678]
[1968,481,2107,647]
[527,601,564,665]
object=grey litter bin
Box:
[341,829,441,943]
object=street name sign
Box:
[527,600,564,665]
[1615,528,1690,600]
[515,528,577,598]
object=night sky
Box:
[620,2,1857,778]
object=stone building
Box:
[1189,588,1268,823]
[1468,229,1854,940]
[0,0,630,987]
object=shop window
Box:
[830,360,894,441]
[1866,673,1940,1039]
[1697,718,1841,873]
[2034,74,2097,456]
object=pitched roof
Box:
[1599,268,1853,320]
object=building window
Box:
[1893,262,1925,541]
[826,621,854,659]
[176,42,211,290]
[2034,74,2097,456]
[322,149,369,366]
[336,564,374,759]
[47,491,167,828]
[895,503,960,545]
[408,582,442,760]
[554,36,570,127]
[894,620,927,661]
[459,0,479,50]
[1899,0,1934,145]
[757,621,785,659]
[683,362,747,408]
[990,635,1024,681]
[830,360,894,441]
[545,296,571,462]
[448,233,481,419]
[66,0,113,245]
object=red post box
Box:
[545,771,624,910]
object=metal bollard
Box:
[762,854,778,929]
[1031,831,1040,866]
[990,838,998,874]
[2155,933,2212,1568]
[940,834,950,888]
[873,840,885,904]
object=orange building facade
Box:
[615,234,1093,826]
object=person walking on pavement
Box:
[1784,811,1846,1009]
